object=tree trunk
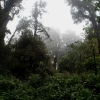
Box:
[8,29,17,45]
[97,36,100,54]
[93,45,97,75]
[34,18,38,37]
[34,26,37,37]
[0,29,5,48]
[0,16,9,47]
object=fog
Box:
[7,0,84,35]
[1,0,100,92]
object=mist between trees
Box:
[0,0,100,99]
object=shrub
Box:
[8,31,52,79]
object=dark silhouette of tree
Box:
[0,0,22,48]
[9,29,51,79]
[0,0,23,70]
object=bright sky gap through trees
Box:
[7,0,84,36]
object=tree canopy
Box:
[0,0,22,49]
[65,0,100,53]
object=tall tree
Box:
[43,28,64,68]
[65,0,100,54]
[42,28,81,69]
[0,0,22,48]
[31,0,49,38]
[58,40,95,73]
[10,29,51,78]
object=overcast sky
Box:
[7,0,84,35]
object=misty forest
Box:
[1,0,100,99]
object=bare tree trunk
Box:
[34,25,37,37]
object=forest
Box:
[0,0,100,99]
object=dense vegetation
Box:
[0,0,100,99]
[1,73,100,100]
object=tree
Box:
[31,0,49,38]
[9,29,52,79]
[43,28,64,69]
[58,42,81,73]
[0,0,23,70]
[84,26,99,75]
[58,40,96,73]
[0,0,22,48]
[65,0,100,54]
[8,17,31,45]
[42,28,81,69]
[62,30,81,45]
[83,26,96,40]
[8,0,49,44]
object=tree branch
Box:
[8,29,17,45]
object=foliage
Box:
[0,0,23,76]
[82,56,100,72]
[58,41,88,73]
[1,0,100,99]
[6,30,52,79]
[42,28,81,69]
[65,0,100,54]
[28,74,45,89]
[8,17,32,45]
[31,0,49,38]
[0,0,22,48]
[58,39,99,74]
[1,73,100,99]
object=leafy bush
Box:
[82,56,100,72]
[8,30,52,79]
[0,73,100,99]
[28,74,43,88]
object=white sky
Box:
[7,0,84,35]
